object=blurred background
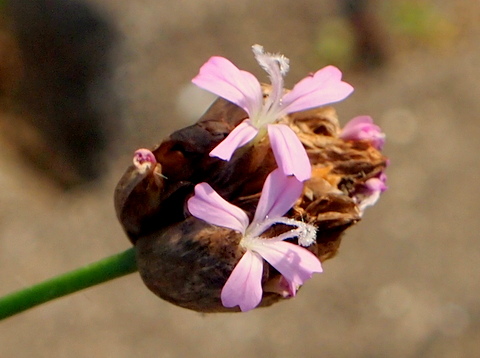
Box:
[0,0,478,357]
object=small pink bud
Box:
[133,148,157,171]
[340,115,385,150]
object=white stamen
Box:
[244,216,317,247]
[250,45,292,127]
[252,44,290,75]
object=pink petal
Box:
[253,240,322,291]
[340,116,372,140]
[365,177,387,192]
[252,168,304,225]
[187,183,249,233]
[221,250,264,312]
[282,66,354,114]
[209,119,259,160]
[340,116,385,150]
[192,56,263,117]
[342,115,374,129]
[358,190,381,212]
[357,177,388,213]
[267,124,312,181]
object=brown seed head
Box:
[114,90,387,312]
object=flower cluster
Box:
[185,45,385,311]
[340,116,388,214]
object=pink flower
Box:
[340,116,387,214]
[192,45,354,181]
[340,115,385,150]
[356,173,388,214]
[187,168,322,312]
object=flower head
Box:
[340,115,386,150]
[192,45,354,181]
[187,168,322,312]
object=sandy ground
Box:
[0,0,479,357]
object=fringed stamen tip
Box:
[298,223,317,247]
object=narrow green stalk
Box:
[0,247,138,321]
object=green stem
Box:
[0,247,138,321]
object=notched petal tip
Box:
[282,66,354,114]
[252,240,322,295]
[221,250,264,312]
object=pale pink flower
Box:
[192,45,354,181]
[340,115,385,150]
[356,173,388,214]
[187,168,322,312]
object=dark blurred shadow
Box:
[6,0,119,188]
[341,0,388,70]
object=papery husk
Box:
[114,93,387,312]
